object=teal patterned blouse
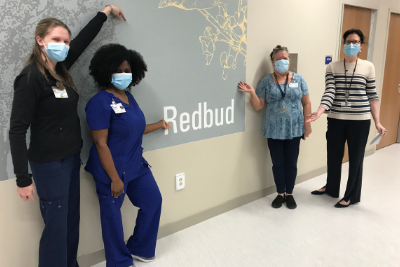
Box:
[256,72,309,140]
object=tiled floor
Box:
[94,144,400,267]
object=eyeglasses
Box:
[345,40,361,45]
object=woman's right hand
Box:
[306,107,326,123]
[17,184,35,201]
[111,178,124,198]
[238,81,255,94]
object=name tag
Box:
[52,86,68,98]
[289,83,298,88]
[111,103,126,114]
[341,102,352,107]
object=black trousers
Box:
[267,137,301,194]
[326,118,371,203]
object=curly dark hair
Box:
[89,43,147,89]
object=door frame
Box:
[381,9,400,144]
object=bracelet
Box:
[106,4,113,13]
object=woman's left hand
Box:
[159,120,171,130]
[376,123,387,137]
[303,123,312,140]
[105,5,126,21]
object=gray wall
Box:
[0,0,246,181]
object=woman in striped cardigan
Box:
[306,29,387,208]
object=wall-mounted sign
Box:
[0,0,247,181]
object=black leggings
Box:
[267,137,301,194]
[325,118,371,203]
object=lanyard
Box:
[343,58,358,101]
[273,72,289,100]
[109,93,116,105]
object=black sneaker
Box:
[271,195,285,208]
[285,195,297,209]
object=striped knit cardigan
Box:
[320,59,379,120]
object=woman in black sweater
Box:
[9,5,126,267]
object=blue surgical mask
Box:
[111,73,132,90]
[344,44,360,57]
[43,42,69,62]
[274,59,290,74]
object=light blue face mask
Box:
[111,73,133,90]
[274,59,290,74]
[344,44,360,57]
[43,42,69,62]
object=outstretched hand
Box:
[306,112,321,123]
[159,120,171,130]
[238,81,255,94]
[110,5,126,21]
[306,107,326,123]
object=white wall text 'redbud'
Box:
[164,99,234,135]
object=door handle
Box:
[398,84,400,94]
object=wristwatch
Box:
[106,4,113,13]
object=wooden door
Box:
[340,5,373,162]
[377,13,400,149]
[340,5,372,61]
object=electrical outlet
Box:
[175,173,185,191]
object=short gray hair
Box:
[270,45,289,61]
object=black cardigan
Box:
[9,12,108,187]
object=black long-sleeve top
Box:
[9,12,108,187]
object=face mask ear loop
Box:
[40,39,47,49]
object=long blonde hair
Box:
[25,18,76,92]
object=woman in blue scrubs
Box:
[85,44,170,267]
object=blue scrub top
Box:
[85,90,150,184]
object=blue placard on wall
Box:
[325,56,333,65]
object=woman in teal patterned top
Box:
[238,45,312,209]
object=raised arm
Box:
[64,5,126,70]
[238,81,265,111]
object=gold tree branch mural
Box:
[159,0,247,80]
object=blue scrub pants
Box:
[95,170,162,267]
[29,152,81,267]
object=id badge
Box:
[111,103,126,114]
[52,86,68,98]
[341,102,352,107]
[289,83,299,88]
